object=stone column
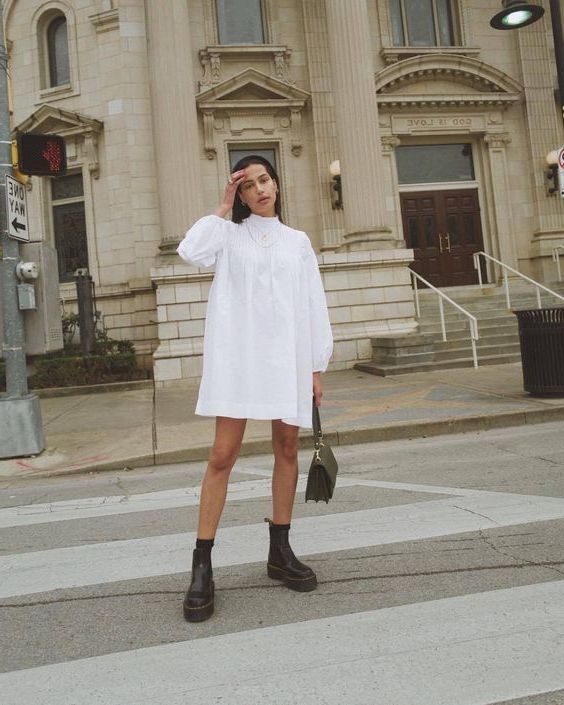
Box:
[484,132,518,273]
[301,0,343,249]
[145,0,203,251]
[325,0,393,250]
[516,10,564,277]
[380,135,403,243]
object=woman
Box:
[177,155,333,622]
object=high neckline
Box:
[247,213,280,230]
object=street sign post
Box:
[558,147,564,198]
[0,0,45,458]
[5,174,29,241]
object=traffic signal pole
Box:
[0,0,45,458]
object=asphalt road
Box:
[1,420,564,704]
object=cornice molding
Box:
[199,45,294,89]
[89,8,119,34]
[377,94,520,110]
[375,54,523,111]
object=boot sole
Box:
[183,582,215,622]
[267,564,317,592]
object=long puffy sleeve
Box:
[302,237,334,373]
[176,215,230,268]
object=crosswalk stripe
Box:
[0,477,288,528]
[2,491,564,599]
[2,578,563,705]
[0,475,368,528]
[0,472,521,529]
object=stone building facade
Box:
[4,0,564,383]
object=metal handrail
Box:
[552,246,564,282]
[473,251,564,309]
[410,269,480,368]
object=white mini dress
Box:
[176,212,333,428]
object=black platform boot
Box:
[183,540,214,622]
[265,518,317,592]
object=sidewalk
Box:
[2,362,564,480]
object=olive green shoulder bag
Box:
[305,395,338,503]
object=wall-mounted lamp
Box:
[329,159,342,210]
[490,1,544,30]
[545,149,561,195]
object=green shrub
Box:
[28,352,140,388]
[1,352,148,391]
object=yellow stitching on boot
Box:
[184,599,213,610]
[267,563,316,580]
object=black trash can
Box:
[513,308,564,396]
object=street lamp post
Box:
[490,0,564,127]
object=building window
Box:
[229,147,277,171]
[46,15,70,86]
[51,173,89,282]
[396,144,474,184]
[390,0,455,47]
[216,0,265,44]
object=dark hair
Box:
[231,154,283,223]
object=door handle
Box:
[439,232,451,254]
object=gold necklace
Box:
[245,218,281,248]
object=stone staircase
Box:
[355,281,564,376]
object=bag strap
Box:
[312,394,323,449]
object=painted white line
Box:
[2,491,564,599]
[2,579,564,705]
[0,476,369,528]
[0,478,281,528]
[0,471,503,529]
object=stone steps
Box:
[356,282,564,376]
[355,352,522,377]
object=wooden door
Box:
[400,189,485,287]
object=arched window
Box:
[47,15,70,86]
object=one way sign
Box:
[5,174,30,242]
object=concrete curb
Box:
[33,379,153,399]
[25,402,564,479]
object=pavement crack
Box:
[5,560,564,608]
[0,590,182,608]
[483,440,561,467]
[451,504,501,525]
[114,476,129,497]
[478,530,564,578]
[42,397,88,429]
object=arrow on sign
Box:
[11,218,27,233]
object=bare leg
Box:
[197,416,247,539]
[271,419,300,524]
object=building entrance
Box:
[400,188,485,287]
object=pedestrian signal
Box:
[16,133,67,177]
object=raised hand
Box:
[215,169,247,217]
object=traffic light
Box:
[546,163,560,195]
[16,133,67,177]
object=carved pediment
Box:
[222,83,284,101]
[375,55,523,110]
[14,106,104,177]
[196,68,310,110]
[14,105,103,138]
[196,68,310,159]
